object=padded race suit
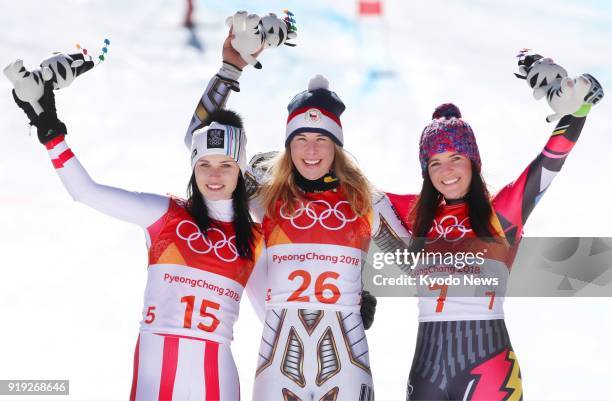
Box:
[45,136,268,401]
[252,187,409,401]
[387,115,587,401]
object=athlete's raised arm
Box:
[45,136,169,229]
[5,58,169,231]
[183,26,265,148]
[493,64,603,243]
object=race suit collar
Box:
[293,169,340,193]
[204,198,234,222]
[443,197,467,206]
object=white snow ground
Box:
[1,0,611,400]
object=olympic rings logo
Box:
[279,200,358,231]
[427,215,472,243]
[176,220,239,262]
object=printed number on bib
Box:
[287,270,341,304]
[485,291,496,310]
[429,286,497,313]
[144,306,156,324]
[429,283,448,313]
[180,295,221,332]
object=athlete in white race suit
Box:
[184,54,411,401]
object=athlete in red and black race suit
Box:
[387,76,602,400]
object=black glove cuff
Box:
[37,118,67,145]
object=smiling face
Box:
[427,151,472,200]
[289,132,335,180]
[193,154,240,201]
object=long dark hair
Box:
[185,108,257,260]
[409,160,496,252]
[186,172,257,261]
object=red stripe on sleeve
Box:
[545,135,576,154]
[51,158,65,169]
[51,149,75,169]
[44,135,66,150]
[57,148,75,164]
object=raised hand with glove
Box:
[225,9,297,69]
[5,60,64,144]
[515,51,604,121]
[4,52,94,144]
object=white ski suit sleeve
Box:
[244,241,268,323]
[45,136,170,232]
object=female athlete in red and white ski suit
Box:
[44,134,267,401]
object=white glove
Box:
[545,73,604,122]
[225,10,297,69]
[226,11,263,69]
[515,52,603,121]
[3,53,94,115]
[3,59,53,115]
[260,13,297,49]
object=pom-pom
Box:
[308,74,329,91]
[432,103,462,119]
[203,109,244,129]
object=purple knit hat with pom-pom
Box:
[418,103,481,176]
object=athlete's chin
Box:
[435,182,469,200]
[439,188,469,200]
[302,172,326,181]
[296,167,327,181]
[202,189,233,201]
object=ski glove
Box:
[11,78,66,144]
[225,10,297,69]
[361,290,377,330]
[4,59,66,144]
[4,54,94,144]
[515,53,604,121]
